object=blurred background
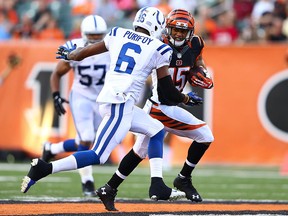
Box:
[0,0,287,171]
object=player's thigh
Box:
[92,102,103,132]
[130,105,164,137]
[92,101,134,164]
[160,105,214,143]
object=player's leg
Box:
[70,92,98,196]
[96,134,145,211]
[95,101,135,211]
[95,102,184,211]
[159,104,214,202]
[41,139,77,162]
[21,102,122,194]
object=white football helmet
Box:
[81,15,107,44]
[132,7,166,39]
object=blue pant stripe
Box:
[99,103,124,157]
[92,104,116,151]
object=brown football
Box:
[187,66,206,85]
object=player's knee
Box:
[204,133,214,144]
[133,146,147,159]
[79,140,93,147]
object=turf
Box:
[1,162,287,201]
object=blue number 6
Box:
[114,42,142,74]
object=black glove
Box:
[185,91,203,106]
[52,92,69,116]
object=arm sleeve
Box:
[158,75,185,104]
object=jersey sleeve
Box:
[191,35,204,56]
[103,27,120,51]
[154,43,173,69]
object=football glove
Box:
[191,72,213,89]
[185,91,203,106]
[52,92,69,116]
[56,44,77,60]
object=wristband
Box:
[52,91,60,98]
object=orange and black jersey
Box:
[157,34,205,105]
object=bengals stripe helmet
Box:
[166,9,195,47]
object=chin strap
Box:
[169,37,185,47]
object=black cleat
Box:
[149,178,185,201]
[82,180,97,197]
[41,142,55,162]
[173,174,202,202]
[96,184,118,211]
[21,158,51,193]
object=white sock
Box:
[51,155,77,173]
[50,141,65,154]
[149,158,163,178]
[78,165,94,183]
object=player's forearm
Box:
[158,76,188,104]
[68,47,86,61]
[68,42,107,61]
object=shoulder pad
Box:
[108,27,119,36]
[190,35,205,50]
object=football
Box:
[187,66,213,89]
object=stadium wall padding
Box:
[0,41,287,165]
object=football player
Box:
[21,7,202,210]
[96,9,214,211]
[41,14,110,197]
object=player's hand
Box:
[56,44,76,60]
[191,72,213,89]
[52,92,69,116]
[185,91,203,106]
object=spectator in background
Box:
[194,5,217,42]
[69,17,82,39]
[33,0,52,33]
[256,11,274,41]
[0,0,18,25]
[94,0,118,27]
[155,0,172,16]
[282,9,288,38]
[115,0,138,18]
[233,0,254,41]
[37,17,64,40]
[265,15,287,42]
[136,0,160,8]
[210,10,239,45]
[71,0,95,17]
[0,10,11,40]
[251,0,274,25]
[12,13,36,39]
[168,0,197,15]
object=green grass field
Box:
[1,162,288,202]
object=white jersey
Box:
[64,38,110,100]
[97,27,172,104]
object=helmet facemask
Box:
[166,9,195,47]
